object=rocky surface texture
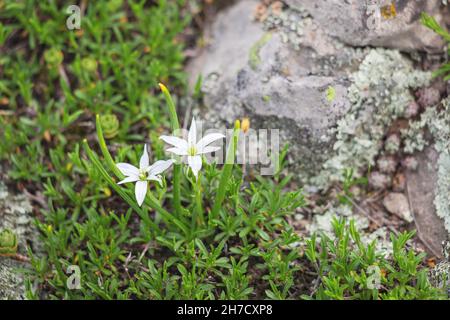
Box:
[189,0,364,183]
[402,98,450,244]
[0,179,40,300]
[288,0,446,52]
[188,0,450,248]
[405,147,448,256]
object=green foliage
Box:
[421,12,450,80]
[304,218,447,300]
[26,138,306,299]
[337,168,368,205]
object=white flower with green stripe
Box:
[116,145,174,206]
[160,117,225,178]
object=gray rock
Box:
[188,0,432,186]
[287,0,447,52]
[382,192,413,223]
[405,147,448,257]
[188,0,364,182]
[0,180,40,300]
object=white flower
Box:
[116,145,174,206]
[160,117,225,178]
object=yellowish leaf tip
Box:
[234,120,241,130]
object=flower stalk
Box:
[159,83,182,217]
[193,171,204,229]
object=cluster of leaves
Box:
[305,218,447,300]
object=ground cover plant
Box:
[0,0,449,300]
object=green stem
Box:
[146,191,189,236]
[96,114,122,178]
[159,83,182,217]
[193,171,204,230]
[211,121,240,221]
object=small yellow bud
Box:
[234,120,241,130]
[103,187,112,197]
[241,117,250,133]
[66,162,73,172]
[43,130,51,142]
[47,225,53,233]
[159,83,168,93]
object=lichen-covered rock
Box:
[403,98,450,240]
[0,180,40,300]
[188,0,365,183]
[287,0,447,52]
[189,0,434,187]
[313,49,431,187]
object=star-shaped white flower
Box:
[160,117,225,178]
[116,145,174,206]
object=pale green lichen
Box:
[312,49,432,187]
[261,4,310,51]
[401,109,430,154]
[384,134,401,154]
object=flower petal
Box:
[166,147,188,156]
[140,144,150,169]
[148,159,175,175]
[148,174,163,186]
[196,133,225,150]
[160,135,188,150]
[116,163,139,177]
[188,155,202,178]
[117,176,139,185]
[135,180,148,207]
[197,146,221,155]
[188,117,197,145]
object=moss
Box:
[326,86,336,102]
[262,95,271,102]
[248,32,273,71]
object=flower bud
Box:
[241,117,250,133]
[0,229,18,256]
[100,114,120,139]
